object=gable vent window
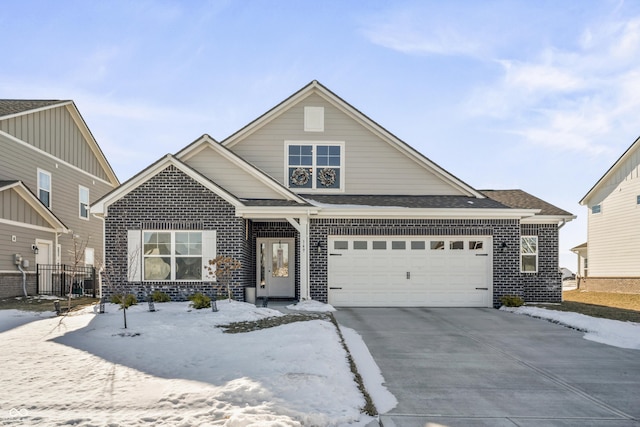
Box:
[286,141,343,191]
[304,106,324,132]
[591,204,601,214]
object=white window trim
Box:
[284,141,345,193]
[37,168,52,209]
[520,235,538,273]
[79,185,90,220]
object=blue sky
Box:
[3,0,640,268]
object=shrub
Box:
[110,294,138,308]
[500,295,525,307]
[152,291,171,303]
[188,292,211,309]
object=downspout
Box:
[17,261,27,297]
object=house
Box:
[92,81,574,307]
[579,135,640,293]
[570,242,587,286]
[0,100,119,298]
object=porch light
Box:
[316,241,322,254]
[31,245,39,255]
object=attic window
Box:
[304,107,324,132]
[591,204,601,214]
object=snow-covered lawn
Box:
[502,305,640,350]
[0,300,393,426]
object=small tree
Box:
[204,255,241,300]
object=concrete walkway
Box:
[334,307,640,427]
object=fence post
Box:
[61,266,66,297]
[36,263,40,295]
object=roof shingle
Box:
[0,100,67,117]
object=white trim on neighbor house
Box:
[0,130,115,187]
[221,81,483,199]
[177,134,307,204]
[0,181,67,231]
[0,218,59,233]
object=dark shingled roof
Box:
[302,194,509,209]
[0,100,67,117]
[481,190,574,216]
[0,180,19,189]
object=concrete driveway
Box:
[334,308,640,427]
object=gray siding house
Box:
[0,100,119,298]
[93,81,574,307]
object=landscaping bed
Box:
[0,296,98,313]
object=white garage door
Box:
[328,236,492,307]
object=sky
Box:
[3,0,640,268]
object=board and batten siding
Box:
[587,156,640,276]
[228,93,465,196]
[0,105,109,181]
[183,145,285,199]
[0,188,49,227]
[0,133,114,266]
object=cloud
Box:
[466,14,640,156]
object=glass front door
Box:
[256,238,295,298]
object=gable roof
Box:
[175,134,308,204]
[482,189,575,221]
[220,80,484,198]
[580,135,640,206]
[0,180,68,231]
[0,99,120,187]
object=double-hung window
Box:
[79,186,90,219]
[143,231,203,281]
[38,169,51,208]
[520,236,538,273]
[286,142,343,190]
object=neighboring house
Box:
[570,242,587,286]
[92,81,574,308]
[579,135,640,293]
[0,100,119,298]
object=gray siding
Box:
[0,223,55,271]
[229,93,465,196]
[0,188,49,227]
[0,133,114,267]
[183,145,285,199]
[0,105,109,181]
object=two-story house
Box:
[0,100,119,298]
[92,81,573,307]
[579,135,640,293]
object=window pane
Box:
[317,168,340,188]
[39,171,50,190]
[522,255,537,272]
[144,232,171,255]
[317,145,328,155]
[411,241,426,250]
[334,241,348,250]
[521,237,537,254]
[144,257,171,280]
[39,190,50,207]
[80,203,89,218]
[272,242,289,277]
[288,145,312,167]
[354,241,367,250]
[469,241,483,250]
[176,256,202,280]
[450,241,464,250]
[430,241,444,250]
[372,241,387,250]
[289,167,313,188]
[392,241,406,250]
[591,205,601,214]
[316,145,340,168]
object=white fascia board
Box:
[235,206,320,218]
[92,155,244,216]
[312,207,540,219]
[521,214,577,225]
[181,135,307,204]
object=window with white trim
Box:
[143,231,203,281]
[591,204,601,214]
[37,169,51,208]
[84,247,94,266]
[79,186,90,219]
[521,236,538,273]
[286,142,343,190]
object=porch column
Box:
[286,216,310,300]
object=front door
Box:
[35,239,53,293]
[256,238,295,298]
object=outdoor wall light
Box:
[316,241,322,254]
[31,245,39,255]
[500,242,507,252]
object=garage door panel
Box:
[328,236,492,307]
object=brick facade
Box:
[0,273,37,299]
[102,166,562,307]
[103,165,251,302]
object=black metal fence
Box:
[36,264,97,298]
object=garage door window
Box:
[373,241,387,250]
[334,241,348,250]
[450,241,464,250]
[430,241,444,250]
[354,241,368,250]
[392,241,406,250]
[469,241,484,250]
[411,241,426,250]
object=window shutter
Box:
[202,230,217,281]
[127,230,142,282]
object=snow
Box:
[501,306,640,350]
[286,300,336,312]
[0,300,392,426]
